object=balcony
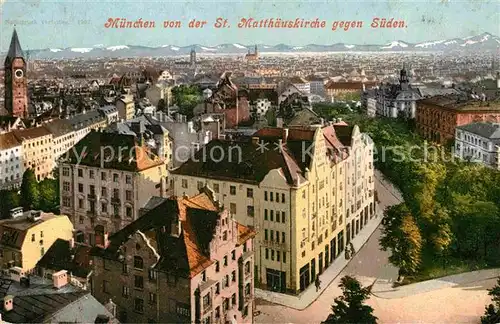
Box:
[111,197,121,205]
[87,193,96,200]
[263,240,286,249]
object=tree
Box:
[481,277,500,324]
[0,189,20,219]
[38,178,59,213]
[322,275,377,324]
[20,169,39,211]
[380,203,422,278]
[171,85,202,119]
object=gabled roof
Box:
[457,122,500,139]
[93,191,254,278]
[36,239,92,279]
[5,29,24,64]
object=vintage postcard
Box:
[0,0,499,323]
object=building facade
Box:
[13,127,54,181]
[59,131,168,246]
[91,190,256,324]
[171,124,376,294]
[454,122,500,169]
[416,96,500,145]
[116,95,135,121]
[0,132,23,189]
[0,210,73,272]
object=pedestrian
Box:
[315,276,321,292]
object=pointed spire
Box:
[5,28,24,64]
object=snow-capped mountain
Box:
[12,32,499,60]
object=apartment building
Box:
[0,209,73,272]
[116,95,135,121]
[43,118,76,163]
[454,122,500,168]
[59,131,168,246]
[91,189,256,324]
[416,96,500,145]
[171,124,376,294]
[13,126,53,181]
[68,110,108,144]
[0,132,23,189]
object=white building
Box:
[455,122,500,169]
[290,76,311,95]
[254,98,272,117]
[0,132,23,189]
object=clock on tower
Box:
[4,28,28,118]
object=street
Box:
[254,172,495,323]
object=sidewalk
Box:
[255,206,385,310]
[254,169,402,310]
[371,268,500,299]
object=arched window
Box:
[134,256,144,269]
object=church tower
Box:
[4,29,28,118]
[190,47,196,66]
[399,62,410,91]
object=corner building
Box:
[171,124,376,294]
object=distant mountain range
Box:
[9,32,500,60]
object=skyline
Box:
[1,0,499,50]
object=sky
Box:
[1,0,499,50]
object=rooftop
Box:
[419,95,500,112]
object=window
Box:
[89,170,95,179]
[230,185,236,195]
[231,270,236,282]
[282,193,285,203]
[101,187,107,197]
[277,251,280,262]
[122,263,129,274]
[271,250,275,260]
[230,203,236,215]
[223,255,228,266]
[78,183,83,193]
[62,167,70,176]
[275,192,280,203]
[202,271,206,281]
[231,293,236,306]
[270,210,274,221]
[215,282,220,295]
[63,197,71,207]
[101,203,108,213]
[283,252,287,263]
[215,261,220,272]
[122,286,130,297]
[78,199,84,209]
[265,248,269,259]
[41,231,43,238]
[231,250,236,260]
[134,256,143,269]
[31,234,35,242]
[149,292,157,304]
[134,298,144,313]
[176,302,190,317]
[126,175,132,184]
[247,188,253,198]
[215,306,220,318]
[203,293,211,309]
[113,173,119,182]
[281,211,286,223]
[282,232,286,243]
[134,275,144,289]
[197,181,204,190]
[276,231,280,243]
[265,229,268,241]
[63,181,70,192]
[103,280,109,293]
[270,192,273,202]
[113,188,120,199]
[247,205,254,217]
[148,269,157,280]
[213,183,219,193]
[126,206,133,218]
[264,209,268,220]
[78,169,83,177]
[114,205,120,217]
[101,172,106,181]
[264,191,268,201]
[270,230,274,241]
[126,190,132,201]
[223,231,228,241]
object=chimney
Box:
[3,295,13,312]
[282,128,289,143]
[52,270,69,289]
[337,118,342,123]
[171,219,182,238]
[104,232,110,249]
[276,117,284,128]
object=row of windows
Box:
[264,249,286,263]
[264,230,286,244]
[63,167,133,184]
[264,209,286,223]
[264,191,286,203]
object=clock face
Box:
[14,69,23,79]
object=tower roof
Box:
[5,29,24,63]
